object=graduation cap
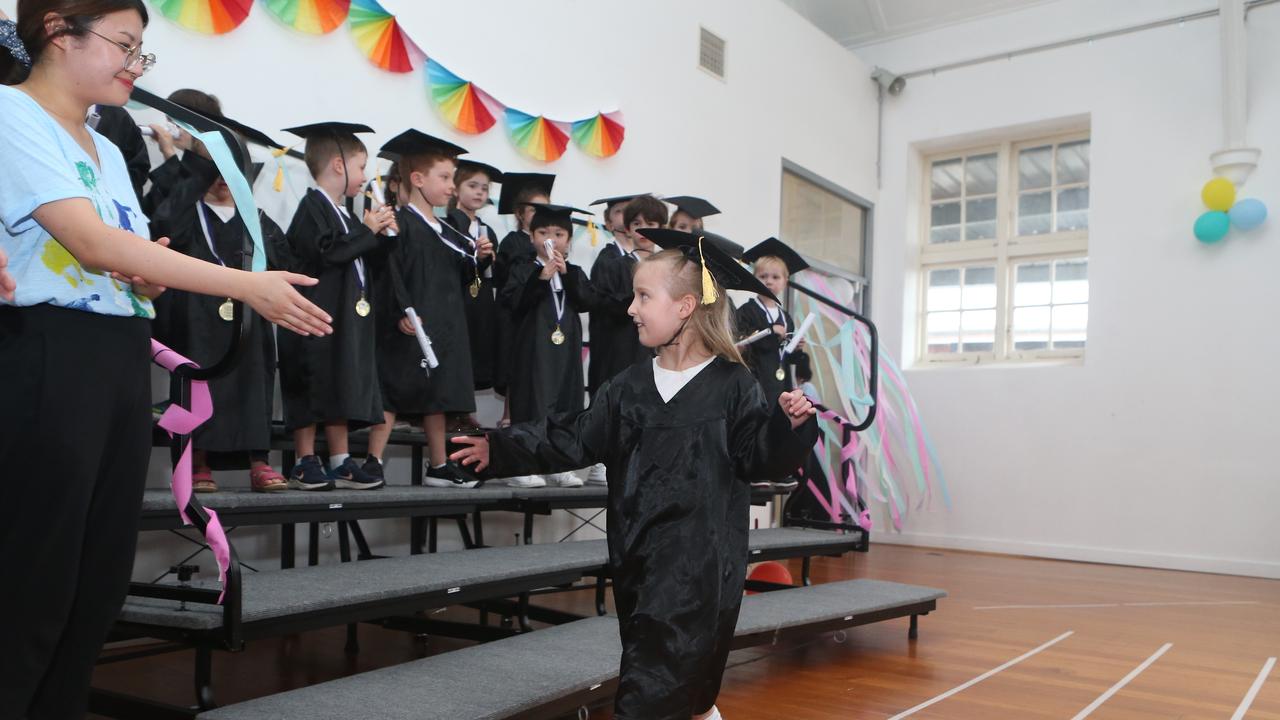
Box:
[379,129,467,160]
[456,159,503,183]
[637,228,777,304]
[664,195,720,219]
[589,193,648,210]
[170,101,283,150]
[283,121,376,140]
[744,237,809,275]
[528,202,592,225]
[498,173,555,215]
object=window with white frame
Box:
[919,131,1090,363]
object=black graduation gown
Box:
[142,154,185,218]
[446,208,499,390]
[500,260,607,424]
[491,230,536,395]
[485,358,819,719]
[586,246,649,396]
[375,207,476,417]
[150,153,284,456]
[92,105,150,203]
[735,299,812,406]
[277,188,385,431]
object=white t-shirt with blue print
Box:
[0,85,154,318]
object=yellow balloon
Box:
[1202,177,1236,211]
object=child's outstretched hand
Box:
[450,434,490,472]
[779,389,817,430]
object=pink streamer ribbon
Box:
[150,340,232,603]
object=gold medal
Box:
[469,278,481,298]
[551,326,566,345]
[355,297,371,317]
[218,299,235,322]
[775,367,787,381]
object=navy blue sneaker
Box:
[361,456,385,484]
[332,456,384,490]
[288,455,334,491]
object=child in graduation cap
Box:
[149,111,296,493]
[736,237,814,443]
[447,159,502,397]
[499,203,613,488]
[452,228,818,720]
[666,195,720,233]
[366,130,486,488]
[277,121,398,492]
[582,193,656,486]
[491,172,554,426]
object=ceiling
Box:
[779,0,1067,48]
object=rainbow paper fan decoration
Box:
[347,0,423,73]
[505,109,571,163]
[571,111,626,158]
[263,0,350,34]
[426,59,502,135]
[151,0,252,35]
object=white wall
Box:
[0,0,879,578]
[857,2,1280,577]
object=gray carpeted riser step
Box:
[198,579,945,720]
[121,528,861,631]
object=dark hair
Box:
[529,212,572,237]
[624,194,669,228]
[168,88,221,117]
[303,133,367,179]
[3,0,149,85]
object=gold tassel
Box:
[271,144,297,194]
[587,219,599,247]
[698,236,717,305]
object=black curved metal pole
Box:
[788,280,879,432]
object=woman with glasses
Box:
[0,2,333,717]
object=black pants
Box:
[0,304,152,720]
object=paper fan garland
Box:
[263,0,350,34]
[151,0,252,35]
[426,59,502,135]
[348,0,424,73]
[571,111,626,158]
[505,109,570,163]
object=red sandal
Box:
[192,468,218,493]
[250,464,288,493]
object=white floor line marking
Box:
[1231,657,1276,720]
[973,600,1262,611]
[886,631,1074,720]
[1069,643,1173,719]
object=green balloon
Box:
[1194,211,1230,243]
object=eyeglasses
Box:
[85,28,156,75]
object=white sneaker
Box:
[554,471,584,488]
[586,463,607,486]
[506,475,547,488]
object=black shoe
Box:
[771,479,800,492]
[424,460,482,489]
[288,455,334,491]
[361,456,385,484]
[332,456,384,490]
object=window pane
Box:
[930,201,961,244]
[965,153,998,195]
[964,197,996,240]
[1053,260,1089,304]
[1051,304,1088,347]
[780,170,866,274]
[1056,140,1090,184]
[926,311,960,354]
[927,268,962,311]
[962,267,997,311]
[1012,306,1051,349]
[961,309,996,352]
[1056,186,1089,231]
[931,159,962,201]
[1018,191,1052,235]
[1018,145,1052,190]
[1014,262,1052,306]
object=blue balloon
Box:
[1194,211,1230,243]
[1228,198,1268,231]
